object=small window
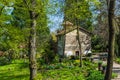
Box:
[75,51,79,56]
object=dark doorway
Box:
[75,51,79,56]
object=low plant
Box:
[0,57,11,65]
[42,67,85,80]
[115,58,120,64]
[87,70,104,80]
[112,72,118,79]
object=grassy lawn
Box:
[0,58,105,80]
[0,59,29,80]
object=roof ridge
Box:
[57,26,92,36]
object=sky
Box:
[48,0,64,32]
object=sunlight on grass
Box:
[0,59,29,80]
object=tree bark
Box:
[28,0,37,80]
[76,0,82,67]
[63,19,67,57]
[104,0,116,80]
[77,26,82,67]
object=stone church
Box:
[57,21,92,57]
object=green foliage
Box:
[64,0,94,31]
[39,59,100,80]
[38,42,55,64]
[115,58,120,64]
[0,58,100,80]
[98,60,103,64]
[86,53,92,57]
[35,74,42,80]
[0,57,10,65]
[112,72,118,79]
[42,67,85,80]
[92,35,107,52]
[115,33,120,57]
[0,59,29,80]
[87,70,104,80]
[0,0,50,59]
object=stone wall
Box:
[57,29,91,57]
[65,29,91,56]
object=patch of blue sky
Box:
[115,0,120,16]
[48,0,64,32]
[48,14,64,32]
[4,6,14,15]
[89,1,100,25]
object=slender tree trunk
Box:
[63,20,66,57]
[76,21,82,67]
[29,19,37,80]
[77,24,82,67]
[104,0,115,80]
[76,0,82,67]
[28,0,37,80]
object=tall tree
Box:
[18,0,48,79]
[114,0,120,57]
[28,0,37,79]
[64,0,93,67]
[76,0,82,67]
[64,0,93,30]
[104,0,116,80]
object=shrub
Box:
[73,59,80,66]
[86,53,92,57]
[42,67,85,80]
[112,72,118,79]
[0,57,11,65]
[70,55,76,60]
[115,58,120,64]
[87,70,104,80]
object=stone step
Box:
[112,78,120,80]
[113,67,120,69]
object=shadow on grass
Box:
[0,59,29,80]
[0,74,29,80]
[0,71,29,80]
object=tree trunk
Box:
[76,0,82,67]
[63,19,67,57]
[28,0,37,80]
[104,0,115,80]
[77,26,82,67]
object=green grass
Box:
[0,59,29,80]
[0,58,103,80]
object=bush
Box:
[70,55,76,60]
[73,59,80,66]
[86,53,92,57]
[87,70,104,80]
[0,57,11,65]
[42,67,85,80]
[115,58,120,64]
[112,72,118,79]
